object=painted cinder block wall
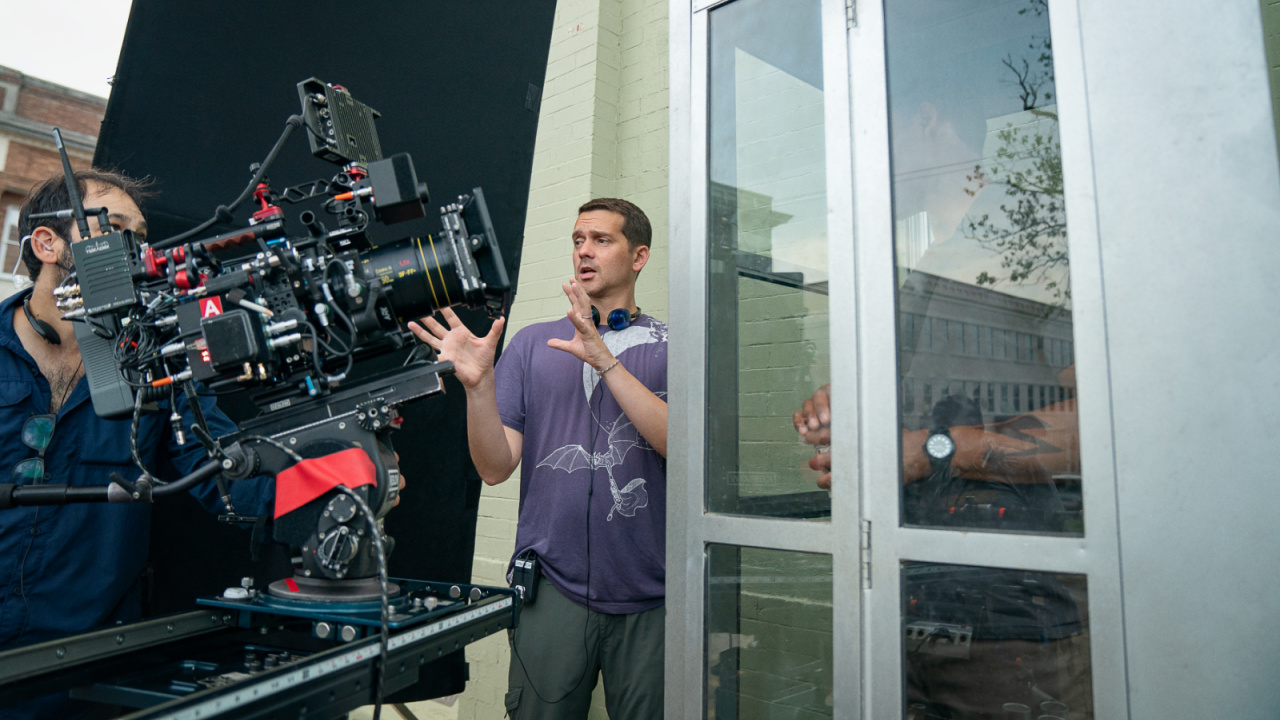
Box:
[461,0,669,717]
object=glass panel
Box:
[707,544,833,719]
[902,561,1094,719]
[1264,0,1280,163]
[707,0,831,519]
[2,205,22,277]
[886,0,1083,535]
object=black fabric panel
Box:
[103,0,556,702]
[95,0,556,293]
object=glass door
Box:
[850,0,1126,717]
[674,0,1122,717]
[667,0,859,717]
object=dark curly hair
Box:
[17,170,154,281]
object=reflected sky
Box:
[887,0,1069,306]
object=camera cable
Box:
[509,357,606,707]
[153,115,304,250]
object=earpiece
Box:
[12,234,64,292]
[11,236,33,291]
[590,306,641,332]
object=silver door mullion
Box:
[701,514,831,554]
[1045,0,1127,716]
[665,3,704,719]
[884,527,1095,575]
[691,0,734,12]
[846,0,904,716]
[821,0,862,715]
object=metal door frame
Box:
[666,0,860,716]
[848,0,1127,716]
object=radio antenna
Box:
[52,128,93,240]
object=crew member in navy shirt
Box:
[0,170,273,717]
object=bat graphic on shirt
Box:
[536,418,650,520]
[536,418,642,473]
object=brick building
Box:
[0,65,106,297]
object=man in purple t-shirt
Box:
[410,198,667,719]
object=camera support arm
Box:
[0,459,224,509]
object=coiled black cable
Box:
[151,115,304,250]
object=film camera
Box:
[16,78,511,600]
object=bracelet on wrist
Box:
[596,359,620,376]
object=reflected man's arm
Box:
[795,372,1080,489]
[901,400,1079,484]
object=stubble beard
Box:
[45,245,75,291]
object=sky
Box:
[0,0,133,98]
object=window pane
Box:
[903,561,1094,719]
[707,544,833,719]
[1263,0,1280,163]
[887,0,1083,536]
[706,0,831,519]
[2,205,22,278]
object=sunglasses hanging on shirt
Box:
[12,414,56,482]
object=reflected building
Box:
[897,271,1076,433]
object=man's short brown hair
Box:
[18,169,154,281]
[578,198,652,250]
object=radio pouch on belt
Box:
[512,549,541,605]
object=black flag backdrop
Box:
[93,0,556,700]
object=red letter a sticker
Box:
[201,297,223,318]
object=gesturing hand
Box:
[793,384,832,446]
[408,307,506,389]
[546,280,615,372]
[794,384,832,489]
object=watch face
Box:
[925,433,956,460]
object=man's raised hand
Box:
[546,279,615,372]
[793,384,832,447]
[408,307,505,389]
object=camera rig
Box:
[4,78,511,596]
[0,78,522,719]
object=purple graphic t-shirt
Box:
[495,315,668,613]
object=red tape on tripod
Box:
[274,447,376,519]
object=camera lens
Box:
[362,236,463,322]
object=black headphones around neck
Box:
[23,293,61,345]
[590,306,641,332]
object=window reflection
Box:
[706,0,831,518]
[887,0,1083,536]
[902,562,1093,719]
[707,545,833,719]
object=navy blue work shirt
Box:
[0,289,273,650]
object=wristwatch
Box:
[924,428,956,472]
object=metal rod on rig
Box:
[52,128,93,240]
